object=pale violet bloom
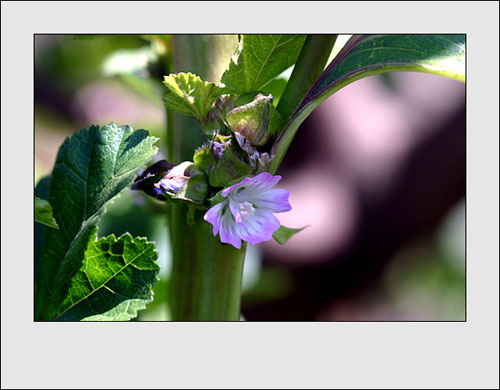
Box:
[155,161,191,193]
[204,172,291,249]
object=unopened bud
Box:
[155,161,192,193]
[193,138,252,188]
[132,160,208,203]
[235,132,274,171]
[226,93,281,147]
[132,160,175,200]
[157,162,208,203]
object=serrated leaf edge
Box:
[55,233,160,321]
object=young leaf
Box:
[35,123,159,321]
[35,197,59,229]
[56,232,159,321]
[272,225,308,245]
[221,35,307,94]
[163,72,225,123]
[270,34,466,174]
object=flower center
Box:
[238,201,255,220]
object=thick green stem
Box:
[170,207,246,320]
[168,35,242,321]
[276,35,337,129]
[271,35,337,174]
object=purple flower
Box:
[155,161,191,193]
[204,172,291,249]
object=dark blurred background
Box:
[34,35,465,321]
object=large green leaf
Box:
[221,35,307,94]
[57,232,159,321]
[35,123,159,321]
[270,34,465,173]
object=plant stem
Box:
[170,207,246,320]
[276,35,337,127]
[168,35,242,321]
[270,35,337,175]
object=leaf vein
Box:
[55,247,149,319]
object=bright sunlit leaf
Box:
[163,72,225,123]
[58,232,159,321]
[221,35,307,94]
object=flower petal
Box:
[158,177,187,192]
[234,209,280,245]
[203,202,224,236]
[221,172,282,197]
[251,189,291,213]
[228,198,242,224]
[221,176,254,197]
[247,172,282,192]
[209,172,292,248]
[153,187,165,197]
[218,207,241,249]
[168,161,192,177]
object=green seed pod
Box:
[226,93,281,147]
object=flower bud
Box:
[131,160,175,200]
[132,160,208,203]
[202,95,237,136]
[234,92,260,107]
[157,162,208,203]
[193,139,252,188]
[155,161,192,193]
[226,93,281,147]
[234,132,274,172]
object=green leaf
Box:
[261,77,288,106]
[35,197,59,229]
[57,232,159,321]
[306,34,465,103]
[35,177,51,285]
[35,123,159,321]
[221,35,307,94]
[270,34,465,173]
[272,225,308,244]
[163,72,224,123]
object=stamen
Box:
[238,201,255,220]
